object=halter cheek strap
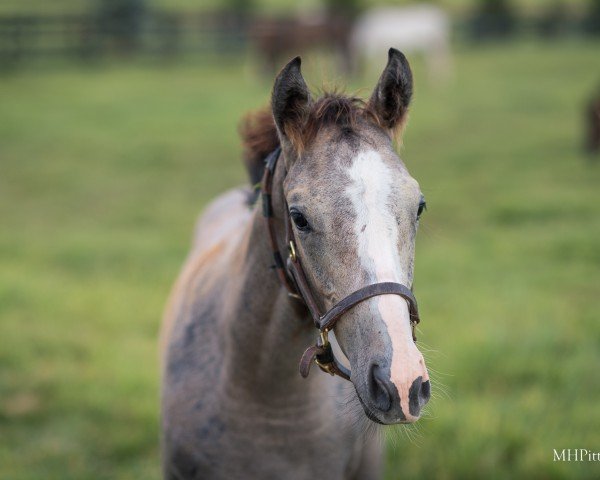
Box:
[260,147,421,382]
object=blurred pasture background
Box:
[1,0,600,479]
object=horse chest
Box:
[164,401,364,480]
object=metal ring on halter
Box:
[318,329,329,347]
[288,241,297,262]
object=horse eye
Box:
[290,210,310,232]
[417,200,427,219]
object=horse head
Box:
[269,49,431,424]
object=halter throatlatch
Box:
[260,147,421,382]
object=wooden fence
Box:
[0,11,248,66]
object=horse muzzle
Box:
[356,357,431,424]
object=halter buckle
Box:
[315,358,335,376]
[315,329,334,375]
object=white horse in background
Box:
[351,4,452,83]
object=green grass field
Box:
[1,41,599,479]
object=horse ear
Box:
[271,56,311,149]
[368,48,413,135]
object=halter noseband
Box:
[260,147,421,382]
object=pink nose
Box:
[369,365,430,421]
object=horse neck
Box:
[220,162,335,415]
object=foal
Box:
[161,49,430,480]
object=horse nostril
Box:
[408,376,431,417]
[369,364,393,412]
[421,379,431,402]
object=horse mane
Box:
[239,91,380,191]
[239,108,279,188]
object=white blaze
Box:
[347,150,422,420]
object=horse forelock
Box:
[302,92,379,149]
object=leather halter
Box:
[260,147,421,382]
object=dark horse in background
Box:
[160,49,431,479]
[249,12,354,75]
[249,0,360,75]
